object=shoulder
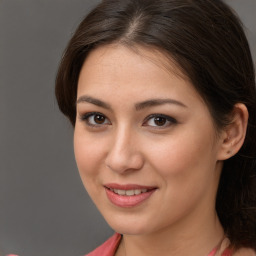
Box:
[232,248,256,256]
[215,238,256,256]
[85,233,122,256]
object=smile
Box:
[104,184,157,208]
[109,188,148,196]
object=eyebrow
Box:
[76,95,112,110]
[76,95,187,110]
[135,98,187,110]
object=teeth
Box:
[117,189,126,195]
[125,190,134,196]
[110,188,149,196]
[135,189,141,195]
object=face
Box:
[74,44,224,236]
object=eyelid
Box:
[142,113,177,127]
[79,112,111,127]
[79,112,177,129]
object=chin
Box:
[103,213,154,235]
[111,224,150,236]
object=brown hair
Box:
[55,0,256,250]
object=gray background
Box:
[0,1,255,256]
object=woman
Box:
[55,0,256,255]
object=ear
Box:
[217,103,248,160]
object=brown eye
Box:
[94,114,105,124]
[154,116,167,126]
[143,114,177,128]
[81,112,111,126]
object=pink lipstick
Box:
[104,183,157,208]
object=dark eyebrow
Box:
[76,95,187,111]
[135,98,187,111]
[76,95,112,110]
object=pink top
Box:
[86,233,122,256]
[85,233,233,256]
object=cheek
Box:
[74,128,104,178]
[147,133,218,220]
[73,129,107,202]
[146,128,216,180]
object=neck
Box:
[117,211,224,256]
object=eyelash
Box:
[79,112,177,129]
[143,114,177,128]
[79,112,111,128]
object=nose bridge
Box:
[113,124,131,152]
[105,123,143,173]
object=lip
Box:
[104,183,156,190]
[104,183,157,208]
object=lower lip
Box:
[105,188,156,208]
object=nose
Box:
[105,127,144,174]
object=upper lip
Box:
[104,183,157,190]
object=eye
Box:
[80,112,111,127]
[143,114,177,128]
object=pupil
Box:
[94,115,105,124]
[154,117,166,126]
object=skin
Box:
[74,44,248,256]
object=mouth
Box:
[104,184,157,208]
[107,187,151,196]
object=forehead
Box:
[76,43,217,131]
[80,43,187,81]
[76,44,207,111]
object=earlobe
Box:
[217,103,249,160]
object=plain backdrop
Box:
[0,1,255,255]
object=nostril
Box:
[105,135,144,173]
[105,152,144,173]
